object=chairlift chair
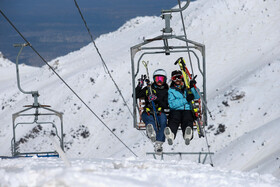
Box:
[130,0,208,131]
[11,43,64,157]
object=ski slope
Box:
[0,0,280,185]
[0,157,279,187]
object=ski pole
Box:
[142,61,160,131]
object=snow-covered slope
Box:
[1,157,279,187]
[0,0,280,183]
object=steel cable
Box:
[177,1,214,166]
[0,9,138,158]
[73,0,133,117]
[177,0,194,77]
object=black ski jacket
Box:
[135,83,169,112]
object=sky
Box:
[0,0,180,66]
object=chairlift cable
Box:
[0,9,138,158]
[177,0,194,77]
[73,0,133,117]
[176,2,215,165]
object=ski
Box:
[174,57,204,138]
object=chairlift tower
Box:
[11,43,64,157]
[130,0,207,130]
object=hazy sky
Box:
[0,0,180,66]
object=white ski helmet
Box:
[153,69,167,82]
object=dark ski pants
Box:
[168,110,194,139]
[142,112,167,142]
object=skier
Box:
[164,70,200,145]
[135,69,169,154]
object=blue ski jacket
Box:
[168,85,200,111]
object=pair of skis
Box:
[175,57,204,138]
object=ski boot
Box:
[146,124,156,142]
[184,126,193,145]
[154,141,163,155]
[164,127,174,145]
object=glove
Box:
[186,94,194,102]
[145,78,150,85]
[138,74,146,88]
[190,75,197,88]
[148,94,157,102]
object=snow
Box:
[0,157,279,187]
[1,0,280,186]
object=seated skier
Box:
[164,70,200,145]
[135,69,169,154]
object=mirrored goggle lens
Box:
[172,75,183,81]
[155,76,165,83]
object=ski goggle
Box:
[154,75,165,83]
[171,74,183,81]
